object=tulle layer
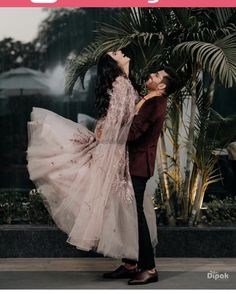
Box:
[27,107,158,260]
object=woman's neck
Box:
[122,63,129,77]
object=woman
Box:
[27,50,157,260]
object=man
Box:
[103,66,180,285]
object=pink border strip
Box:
[0,0,235,7]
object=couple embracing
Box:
[26,49,179,285]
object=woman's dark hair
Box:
[95,53,126,119]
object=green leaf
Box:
[173,33,236,87]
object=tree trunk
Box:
[182,68,198,222]
[156,133,176,226]
[188,170,203,226]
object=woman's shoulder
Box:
[112,75,134,91]
[113,75,130,85]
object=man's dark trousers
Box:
[122,175,156,270]
[122,96,168,270]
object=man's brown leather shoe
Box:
[103,265,139,279]
[128,268,159,285]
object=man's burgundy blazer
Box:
[127,96,168,178]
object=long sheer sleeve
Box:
[65,75,141,259]
[96,76,135,144]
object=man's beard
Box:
[145,81,158,91]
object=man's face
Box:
[145,70,169,91]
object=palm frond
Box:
[172,8,196,30]
[216,23,236,37]
[94,8,166,48]
[191,8,236,29]
[173,33,236,87]
[215,8,236,27]
[65,41,99,95]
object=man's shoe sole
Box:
[128,273,159,285]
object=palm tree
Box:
[65,8,236,226]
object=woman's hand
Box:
[135,95,153,113]
[135,93,160,113]
[135,97,146,113]
[96,128,103,141]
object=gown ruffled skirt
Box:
[27,81,158,261]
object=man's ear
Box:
[158,82,166,90]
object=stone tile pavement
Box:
[0,258,235,289]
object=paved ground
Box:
[0,258,235,289]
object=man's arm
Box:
[127,98,166,142]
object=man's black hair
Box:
[161,66,181,96]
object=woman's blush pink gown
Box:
[26,76,158,260]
